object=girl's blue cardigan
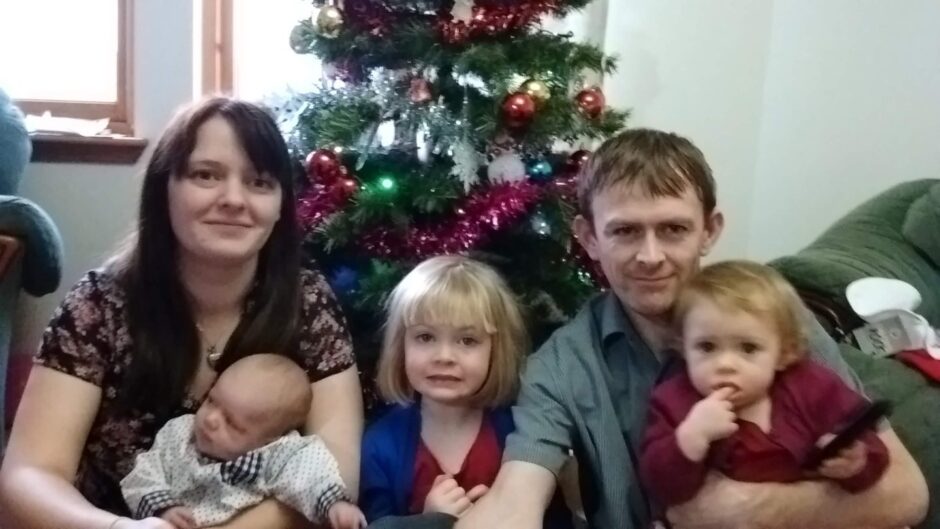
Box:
[359,402,573,528]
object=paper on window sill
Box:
[24,111,110,137]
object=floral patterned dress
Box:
[35,267,355,515]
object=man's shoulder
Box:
[531,293,608,362]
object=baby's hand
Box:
[113,518,177,529]
[423,474,489,517]
[676,387,739,461]
[328,501,367,529]
[159,506,196,529]
[815,434,868,480]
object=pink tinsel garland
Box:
[297,181,543,259]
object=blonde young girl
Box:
[359,255,572,528]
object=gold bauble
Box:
[520,79,551,103]
[313,6,344,39]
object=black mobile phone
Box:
[805,399,892,468]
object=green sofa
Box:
[771,179,940,528]
[0,88,63,452]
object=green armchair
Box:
[1,88,64,451]
[771,179,940,528]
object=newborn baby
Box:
[121,354,364,529]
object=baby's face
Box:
[193,376,282,460]
[682,299,783,409]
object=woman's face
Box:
[168,115,282,268]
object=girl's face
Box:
[167,116,282,269]
[403,321,493,406]
[683,298,784,410]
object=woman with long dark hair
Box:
[0,97,363,529]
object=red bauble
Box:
[566,149,592,173]
[305,149,341,183]
[334,177,359,197]
[502,92,536,129]
[575,87,605,119]
[441,22,470,44]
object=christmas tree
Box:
[279,0,627,406]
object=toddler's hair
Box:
[674,260,808,366]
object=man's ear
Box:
[700,208,725,256]
[573,214,599,261]
[776,344,799,371]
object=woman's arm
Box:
[307,366,364,498]
[0,366,126,529]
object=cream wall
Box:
[748,0,940,260]
[597,0,940,261]
[599,0,775,260]
[12,0,195,355]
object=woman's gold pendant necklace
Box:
[196,323,224,370]
[206,344,222,369]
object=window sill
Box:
[30,133,148,165]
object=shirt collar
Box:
[598,290,636,348]
[597,290,680,375]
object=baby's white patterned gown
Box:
[121,414,348,527]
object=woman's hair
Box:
[377,255,527,407]
[111,97,302,416]
[674,260,808,367]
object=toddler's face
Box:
[682,299,784,409]
[193,376,281,460]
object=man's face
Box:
[574,183,723,320]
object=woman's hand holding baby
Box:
[676,387,739,462]
[814,434,868,480]
[423,474,489,517]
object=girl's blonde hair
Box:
[377,255,528,407]
[674,260,808,368]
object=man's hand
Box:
[815,435,868,480]
[327,501,367,529]
[423,474,489,517]
[159,507,196,529]
[676,388,739,461]
[667,472,772,529]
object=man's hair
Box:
[377,255,527,407]
[674,260,808,367]
[577,128,717,222]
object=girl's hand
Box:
[423,474,489,517]
[816,435,868,480]
[676,387,738,461]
